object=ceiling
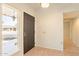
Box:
[26,3,79,20]
[25,3,79,10]
[9,3,79,20]
[9,3,79,12]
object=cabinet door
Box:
[3,39,18,56]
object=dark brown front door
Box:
[24,12,35,54]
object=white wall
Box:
[35,8,63,51]
[71,18,79,47]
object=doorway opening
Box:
[64,11,79,54]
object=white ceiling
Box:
[25,3,79,10]
[9,3,79,12]
[25,3,79,12]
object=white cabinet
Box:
[2,39,18,56]
[1,4,18,56]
